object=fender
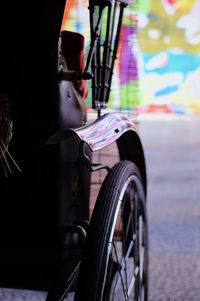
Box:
[47,113,147,195]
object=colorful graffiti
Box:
[61,0,140,110]
[138,0,200,114]
[61,0,200,114]
[111,5,141,110]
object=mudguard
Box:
[47,113,147,195]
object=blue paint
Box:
[155,85,178,96]
[76,22,82,32]
[144,51,200,75]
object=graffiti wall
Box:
[61,0,200,114]
[138,0,200,114]
[61,0,140,111]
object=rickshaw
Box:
[0,0,148,300]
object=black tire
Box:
[74,160,148,301]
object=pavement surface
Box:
[138,114,200,301]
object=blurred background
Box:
[61,0,200,116]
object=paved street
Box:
[138,115,200,301]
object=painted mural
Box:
[61,0,200,114]
[137,0,200,114]
[61,0,140,111]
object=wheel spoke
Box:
[109,187,146,300]
[112,240,128,300]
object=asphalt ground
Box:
[138,114,200,301]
